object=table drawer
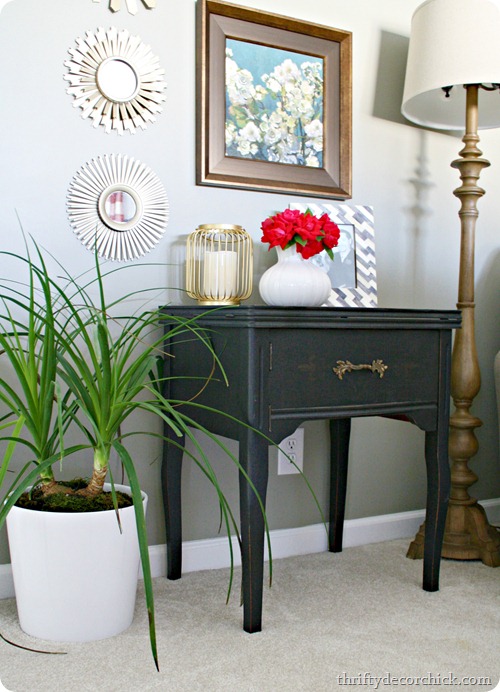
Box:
[267,329,439,411]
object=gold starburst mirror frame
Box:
[64,27,166,134]
[67,154,169,261]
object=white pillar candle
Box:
[203,250,238,300]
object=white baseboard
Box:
[1,499,499,600]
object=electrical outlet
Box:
[277,427,304,475]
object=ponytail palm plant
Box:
[0,244,84,495]
[0,239,269,670]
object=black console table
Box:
[160,306,461,633]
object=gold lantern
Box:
[186,224,253,305]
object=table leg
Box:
[238,429,269,633]
[422,428,451,591]
[329,418,351,552]
[161,431,185,580]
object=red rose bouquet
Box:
[260,208,341,260]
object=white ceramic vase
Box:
[6,483,147,642]
[259,246,331,307]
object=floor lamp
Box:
[401,0,500,566]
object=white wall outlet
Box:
[277,427,304,475]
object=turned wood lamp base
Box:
[408,85,500,571]
[407,502,500,567]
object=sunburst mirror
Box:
[64,26,167,134]
[67,154,169,261]
[92,0,157,14]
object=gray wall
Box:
[1,0,499,565]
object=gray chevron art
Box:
[290,203,377,307]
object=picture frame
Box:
[290,203,377,307]
[196,0,352,199]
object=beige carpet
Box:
[0,539,499,691]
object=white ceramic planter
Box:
[6,483,147,642]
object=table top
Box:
[161,305,462,330]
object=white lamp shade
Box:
[402,0,500,130]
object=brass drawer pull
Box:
[333,359,388,380]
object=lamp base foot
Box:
[407,501,500,567]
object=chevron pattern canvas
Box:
[290,203,377,308]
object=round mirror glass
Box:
[96,58,139,102]
[102,190,138,228]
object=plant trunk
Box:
[78,448,109,496]
[38,478,74,497]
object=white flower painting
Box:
[225,40,324,168]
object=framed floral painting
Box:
[290,203,377,307]
[196,0,352,199]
